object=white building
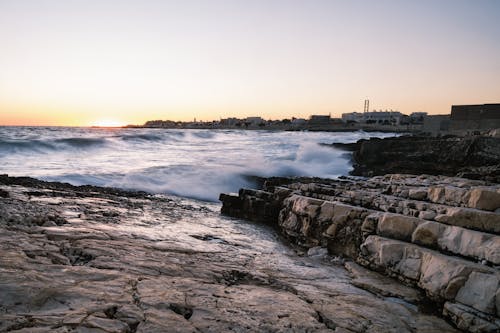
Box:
[342,110,405,125]
[341,112,364,123]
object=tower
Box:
[364,99,369,113]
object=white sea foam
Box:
[0,127,397,201]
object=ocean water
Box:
[0,127,396,201]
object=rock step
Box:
[283,185,500,234]
[220,174,500,332]
[278,194,372,258]
[443,302,500,333]
[368,174,495,189]
[359,236,499,319]
[278,194,499,265]
[283,175,500,211]
[373,213,500,265]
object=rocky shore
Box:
[220,174,500,332]
[0,175,462,332]
[332,136,500,183]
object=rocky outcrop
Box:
[220,174,500,332]
[0,176,459,332]
[338,136,500,183]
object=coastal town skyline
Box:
[1,0,500,126]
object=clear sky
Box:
[1,0,499,126]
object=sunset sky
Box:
[1,0,499,126]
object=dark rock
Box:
[350,136,500,182]
[324,141,364,152]
[219,189,281,224]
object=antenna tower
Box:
[364,99,369,113]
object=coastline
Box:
[1,132,499,332]
[0,174,459,332]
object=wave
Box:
[189,131,217,139]
[41,142,352,201]
[0,136,108,155]
[1,128,399,202]
[0,139,56,154]
[54,137,107,148]
[119,133,165,142]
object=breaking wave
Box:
[0,127,398,201]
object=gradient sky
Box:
[1,0,499,126]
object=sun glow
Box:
[91,119,126,128]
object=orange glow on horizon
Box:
[1,1,499,126]
[91,119,126,128]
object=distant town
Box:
[127,101,500,136]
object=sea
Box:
[0,127,396,201]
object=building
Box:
[450,104,500,131]
[422,115,450,136]
[341,110,404,125]
[364,110,404,125]
[309,115,331,125]
[220,118,240,126]
[409,112,428,124]
[245,117,265,126]
[291,118,307,126]
[341,112,364,123]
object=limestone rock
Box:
[443,302,500,333]
[418,210,436,220]
[411,221,444,248]
[377,214,422,241]
[435,207,500,234]
[455,272,500,315]
[408,188,427,201]
[468,188,500,211]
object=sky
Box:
[0,0,499,126]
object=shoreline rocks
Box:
[333,136,500,183]
[220,174,500,332]
[1,175,460,332]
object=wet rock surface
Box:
[0,176,459,332]
[334,136,500,183]
[221,174,500,332]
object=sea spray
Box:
[0,127,397,201]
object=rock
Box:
[42,220,57,227]
[428,186,469,206]
[468,188,500,211]
[81,316,129,333]
[418,210,436,220]
[345,261,422,303]
[377,214,422,241]
[435,207,500,234]
[438,226,500,265]
[349,136,500,183]
[360,213,380,236]
[1,175,461,333]
[455,272,500,315]
[219,173,500,332]
[307,246,328,257]
[428,186,446,204]
[360,235,498,304]
[115,304,144,325]
[290,195,323,217]
[408,188,427,200]
[411,221,444,248]
[443,302,500,333]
